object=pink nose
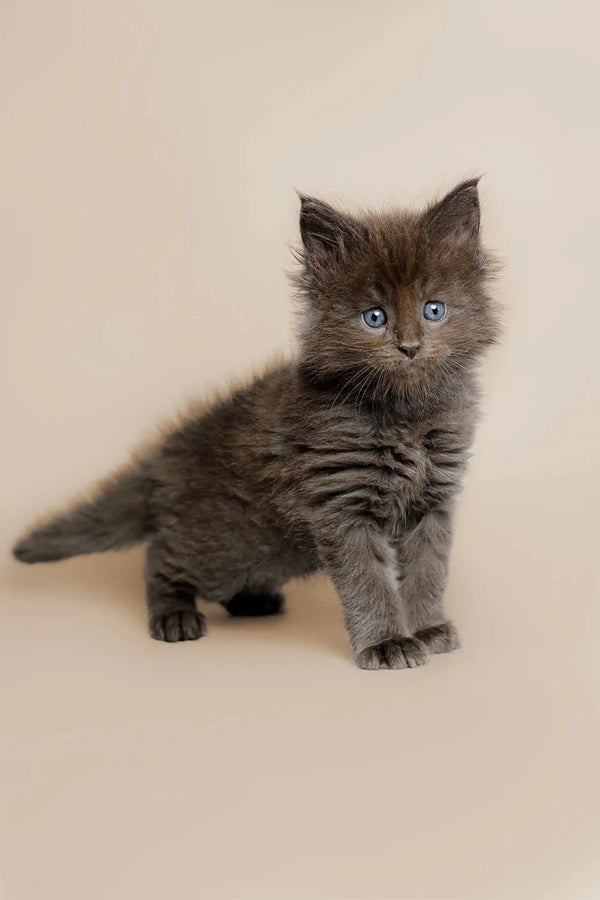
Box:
[399,341,421,359]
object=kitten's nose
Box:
[399,341,421,359]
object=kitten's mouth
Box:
[396,357,422,374]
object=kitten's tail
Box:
[12,460,155,564]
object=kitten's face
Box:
[295,181,498,399]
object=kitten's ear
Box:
[424,178,481,249]
[299,195,367,262]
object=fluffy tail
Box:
[12,462,155,564]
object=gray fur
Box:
[12,180,499,669]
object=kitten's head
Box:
[293,180,499,408]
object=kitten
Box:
[13,179,499,669]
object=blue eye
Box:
[423,301,447,322]
[362,307,387,328]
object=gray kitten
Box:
[13,179,499,669]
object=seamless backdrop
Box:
[1,2,599,899]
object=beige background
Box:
[2,1,599,898]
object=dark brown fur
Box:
[13,180,500,669]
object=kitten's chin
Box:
[392,360,425,380]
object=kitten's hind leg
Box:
[222,586,285,618]
[145,540,206,642]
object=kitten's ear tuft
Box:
[299,195,367,261]
[424,178,481,248]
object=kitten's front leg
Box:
[396,508,461,655]
[314,523,429,670]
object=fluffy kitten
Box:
[13,179,499,669]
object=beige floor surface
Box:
[2,1,599,898]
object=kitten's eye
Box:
[362,307,387,328]
[423,301,447,322]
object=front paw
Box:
[149,609,206,642]
[414,621,461,655]
[355,636,429,670]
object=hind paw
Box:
[222,591,285,617]
[149,609,206,642]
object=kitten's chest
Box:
[296,417,469,530]
[370,424,433,523]
[392,422,470,527]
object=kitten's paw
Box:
[414,621,461,654]
[223,591,285,617]
[355,637,429,670]
[149,609,206,642]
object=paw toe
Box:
[180,609,206,640]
